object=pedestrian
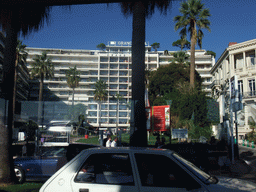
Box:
[111,137,118,147]
[155,136,162,148]
[106,136,112,147]
[161,137,166,146]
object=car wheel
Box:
[14,166,25,184]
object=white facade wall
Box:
[211,39,256,139]
[26,42,213,128]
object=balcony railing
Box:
[243,92,256,99]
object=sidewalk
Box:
[209,145,256,183]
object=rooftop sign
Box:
[108,41,150,46]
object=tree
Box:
[120,1,172,147]
[150,42,160,52]
[172,38,191,50]
[93,79,108,144]
[174,0,211,87]
[65,103,87,123]
[0,5,51,184]
[148,62,202,113]
[30,51,54,125]
[171,51,190,67]
[113,93,123,135]
[205,50,216,58]
[13,40,28,118]
[66,66,81,117]
[96,43,106,51]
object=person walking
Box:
[106,136,112,147]
[111,137,118,147]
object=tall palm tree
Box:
[120,1,172,147]
[0,5,51,184]
[30,51,54,125]
[150,42,160,52]
[174,0,210,87]
[66,66,81,119]
[113,93,123,135]
[13,40,28,118]
[93,79,108,145]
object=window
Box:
[238,80,243,96]
[75,154,134,185]
[248,79,256,96]
[235,54,243,69]
[135,154,201,190]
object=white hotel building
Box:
[25,41,214,128]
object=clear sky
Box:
[21,0,256,61]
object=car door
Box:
[133,153,206,192]
[71,152,139,192]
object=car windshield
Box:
[41,147,67,157]
[173,153,218,185]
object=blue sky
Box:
[22,0,256,61]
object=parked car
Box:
[14,143,99,183]
[39,147,235,192]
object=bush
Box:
[188,124,213,140]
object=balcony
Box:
[243,92,256,99]
[210,80,223,89]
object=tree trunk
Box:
[190,26,196,88]
[0,8,18,184]
[37,75,44,125]
[72,88,75,120]
[13,55,18,119]
[116,99,119,135]
[130,1,147,147]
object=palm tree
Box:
[174,0,210,87]
[0,5,51,184]
[13,40,28,118]
[120,1,172,147]
[30,51,54,125]
[172,38,191,50]
[150,42,160,52]
[66,66,81,119]
[171,51,190,67]
[93,79,108,145]
[113,93,123,135]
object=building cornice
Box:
[227,39,256,52]
[210,48,228,74]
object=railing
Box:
[243,92,256,99]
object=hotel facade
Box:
[25,41,214,128]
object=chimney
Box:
[228,42,237,46]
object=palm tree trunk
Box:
[190,26,197,88]
[38,75,44,125]
[130,1,147,147]
[116,99,119,135]
[72,88,75,120]
[0,8,18,184]
[13,55,18,119]
[98,101,103,145]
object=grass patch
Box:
[76,136,100,145]
[0,182,43,192]
[75,133,177,146]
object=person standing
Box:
[111,137,118,147]
[106,136,112,147]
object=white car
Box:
[40,147,240,192]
